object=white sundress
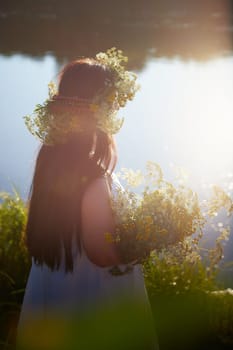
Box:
[16,174,159,350]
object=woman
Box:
[17,49,159,350]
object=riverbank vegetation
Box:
[0,171,232,349]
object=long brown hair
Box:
[26,59,117,272]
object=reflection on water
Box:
[0,54,57,195]
[1,54,232,195]
[0,0,232,64]
[117,57,233,186]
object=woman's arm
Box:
[81,176,121,267]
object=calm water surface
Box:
[0,54,232,197]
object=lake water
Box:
[0,0,233,278]
[1,55,233,196]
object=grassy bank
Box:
[0,190,232,349]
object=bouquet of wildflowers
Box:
[107,162,206,274]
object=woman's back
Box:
[17,175,157,350]
[17,49,159,349]
[18,175,145,307]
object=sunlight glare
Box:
[177,58,233,177]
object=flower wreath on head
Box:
[24,48,140,145]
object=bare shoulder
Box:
[82,175,111,202]
[81,175,120,267]
[81,176,112,220]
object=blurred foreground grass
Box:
[0,190,232,349]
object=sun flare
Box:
[177,59,233,177]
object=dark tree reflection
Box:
[0,0,232,69]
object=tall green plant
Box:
[0,189,30,349]
[0,189,30,288]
